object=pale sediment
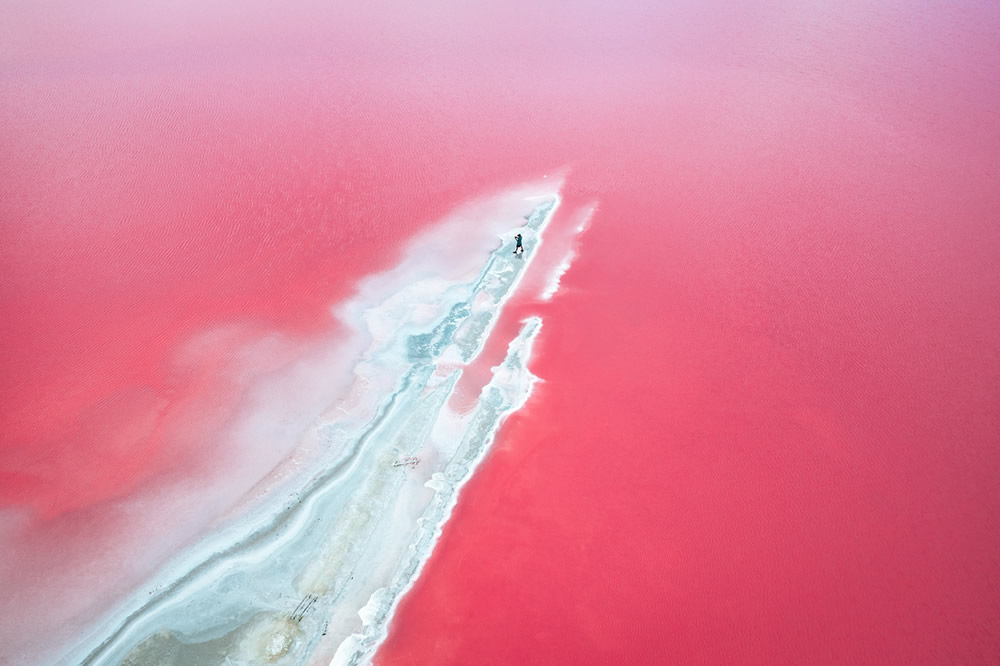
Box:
[332,316,544,666]
[65,193,559,666]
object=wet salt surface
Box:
[61,187,567,665]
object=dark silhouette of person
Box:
[513,233,524,255]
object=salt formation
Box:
[65,190,561,666]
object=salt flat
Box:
[62,184,567,666]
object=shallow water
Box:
[3,0,1000,664]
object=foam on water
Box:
[58,184,562,666]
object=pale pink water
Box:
[2,0,999,663]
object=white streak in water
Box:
[540,250,575,301]
[538,203,594,302]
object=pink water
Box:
[2,0,999,663]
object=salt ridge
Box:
[61,184,566,666]
[538,204,593,302]
[540,251,575,301]
[332,316,545,666]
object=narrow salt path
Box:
[64,188,568,666]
